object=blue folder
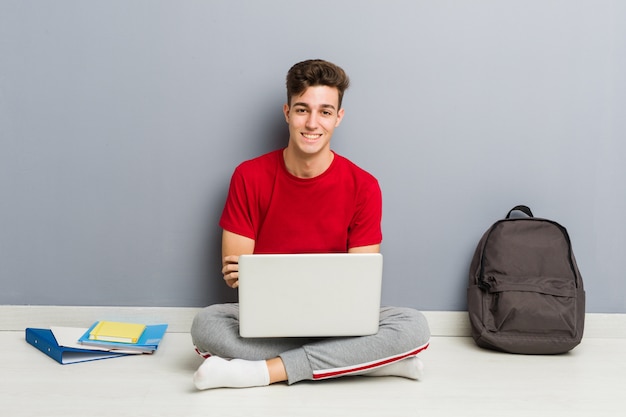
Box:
[25,328,128,364]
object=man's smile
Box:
[302,133,322,140]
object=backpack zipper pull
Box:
[478,277,491,291]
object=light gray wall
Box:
[1,1,624,312]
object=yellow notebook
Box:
[88,321,146,344]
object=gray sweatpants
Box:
[190,303,431,384]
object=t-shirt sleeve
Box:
[347,177,383,249]
[219,167,256,240]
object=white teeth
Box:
[303,133,321,139]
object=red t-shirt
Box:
[219,149,382,253]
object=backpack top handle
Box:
[506,205,534,219]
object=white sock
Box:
[193,356,270,390]
[363,356,424,380]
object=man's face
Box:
[283,85,344,158]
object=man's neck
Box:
[282,147,334,179]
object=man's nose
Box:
[305,112,318,128]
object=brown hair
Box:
[286,59,350,108]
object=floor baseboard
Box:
[1,305,624,338]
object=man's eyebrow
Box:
[292,102,337,110]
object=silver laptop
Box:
[238,253,383,338]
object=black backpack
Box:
[467,205,585,354]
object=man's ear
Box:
[283,103,290,123]
[335,108,345,127]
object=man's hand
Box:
[221,230,255,289]
[222,255,240,288]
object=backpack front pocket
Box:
[481,275,578,337]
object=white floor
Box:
[2,308,625,417]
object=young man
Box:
[191,59,430,390]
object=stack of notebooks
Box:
[25,321,168,364]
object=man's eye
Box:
[295,108,307,113]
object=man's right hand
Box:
[221,230,255,289]
[222,255,240,288]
